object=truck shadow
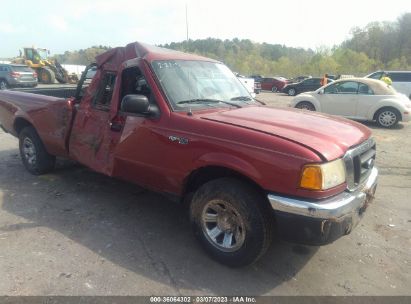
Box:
[0,148,317,295]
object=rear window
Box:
[11,66,33,72]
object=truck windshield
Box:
[151,60,254,110]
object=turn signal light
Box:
[300,165,322,190]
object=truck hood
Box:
[201,106,371,161]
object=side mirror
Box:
[121,94,150,114]
[318,89,324,95]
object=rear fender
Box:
[368,100,404,120]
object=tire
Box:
[375,107,400,128]
[288,88,297,96]
[190,178,272,267]
[39,68,55,84]
[295,101,315,111]
[271,86,278,93]
[0,79,8,90]
[19,126,55,175]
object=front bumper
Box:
[7,79,37,87]
[268,167,378,245]
[402,111,410,122]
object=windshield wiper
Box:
[177,98,242,108]
[230,95,266,105]
[230,96,253,101]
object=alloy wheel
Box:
[378,110,397,127]
[201,199,246,252]
[22,137,37,166]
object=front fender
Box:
[193,152,262,184]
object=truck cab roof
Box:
[96,42,219,71]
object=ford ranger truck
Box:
[0,42,378,267]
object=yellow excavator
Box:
[12,47,77,84]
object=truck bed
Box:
[0,89,74,157]
[10,85,78,99]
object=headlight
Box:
[300,159,346,190]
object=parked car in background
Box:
[236,74,257,97]
[254,80,261,94]
[282,77,333,96]
[290,78,411,128]
[0,64,38,90]
[365,70,411,99]
[249,74,263,82]
[260,77,289,92]
[289,75,311,83]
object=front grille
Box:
[343,138,376,191]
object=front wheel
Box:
[295,101,315,111]
[271,86,278,93]
[287,88,297,96]
[190,178,272,267]
[19,126,55,175]
[38,68,56,84]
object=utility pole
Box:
[185,4,189,42]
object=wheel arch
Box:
[183,165,267,203]
[372,105,403,121]
[13,117,35,135]
[294,99,319,111]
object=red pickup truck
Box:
[0,42,378,267]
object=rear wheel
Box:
[271,86,278,93]
[0,79,8,90]
[295,101,315,111]
[190,178,272,267]
[376,108,400,128]
[19,126,55,175]
[287,88,297,96]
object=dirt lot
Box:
[0,92,410,295]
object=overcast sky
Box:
[0,0,409,58]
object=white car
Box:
[290,78,411,128]
[236,74,256,97]
[365,71,411,99]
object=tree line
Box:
[54,13,411,78]
[53,45,111,66]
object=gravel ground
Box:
[0,92,410,295]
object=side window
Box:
[26,49,33,60]
[324,82,359,94]
[324,83,337,94]
[339,81,359,93]
[313,79,321,85]
[120,66,152,105]
[92,72,116,110]
[303,79,313,85]
[368,72,383,80]
[389,73,411,82]
[358,83,374,95]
